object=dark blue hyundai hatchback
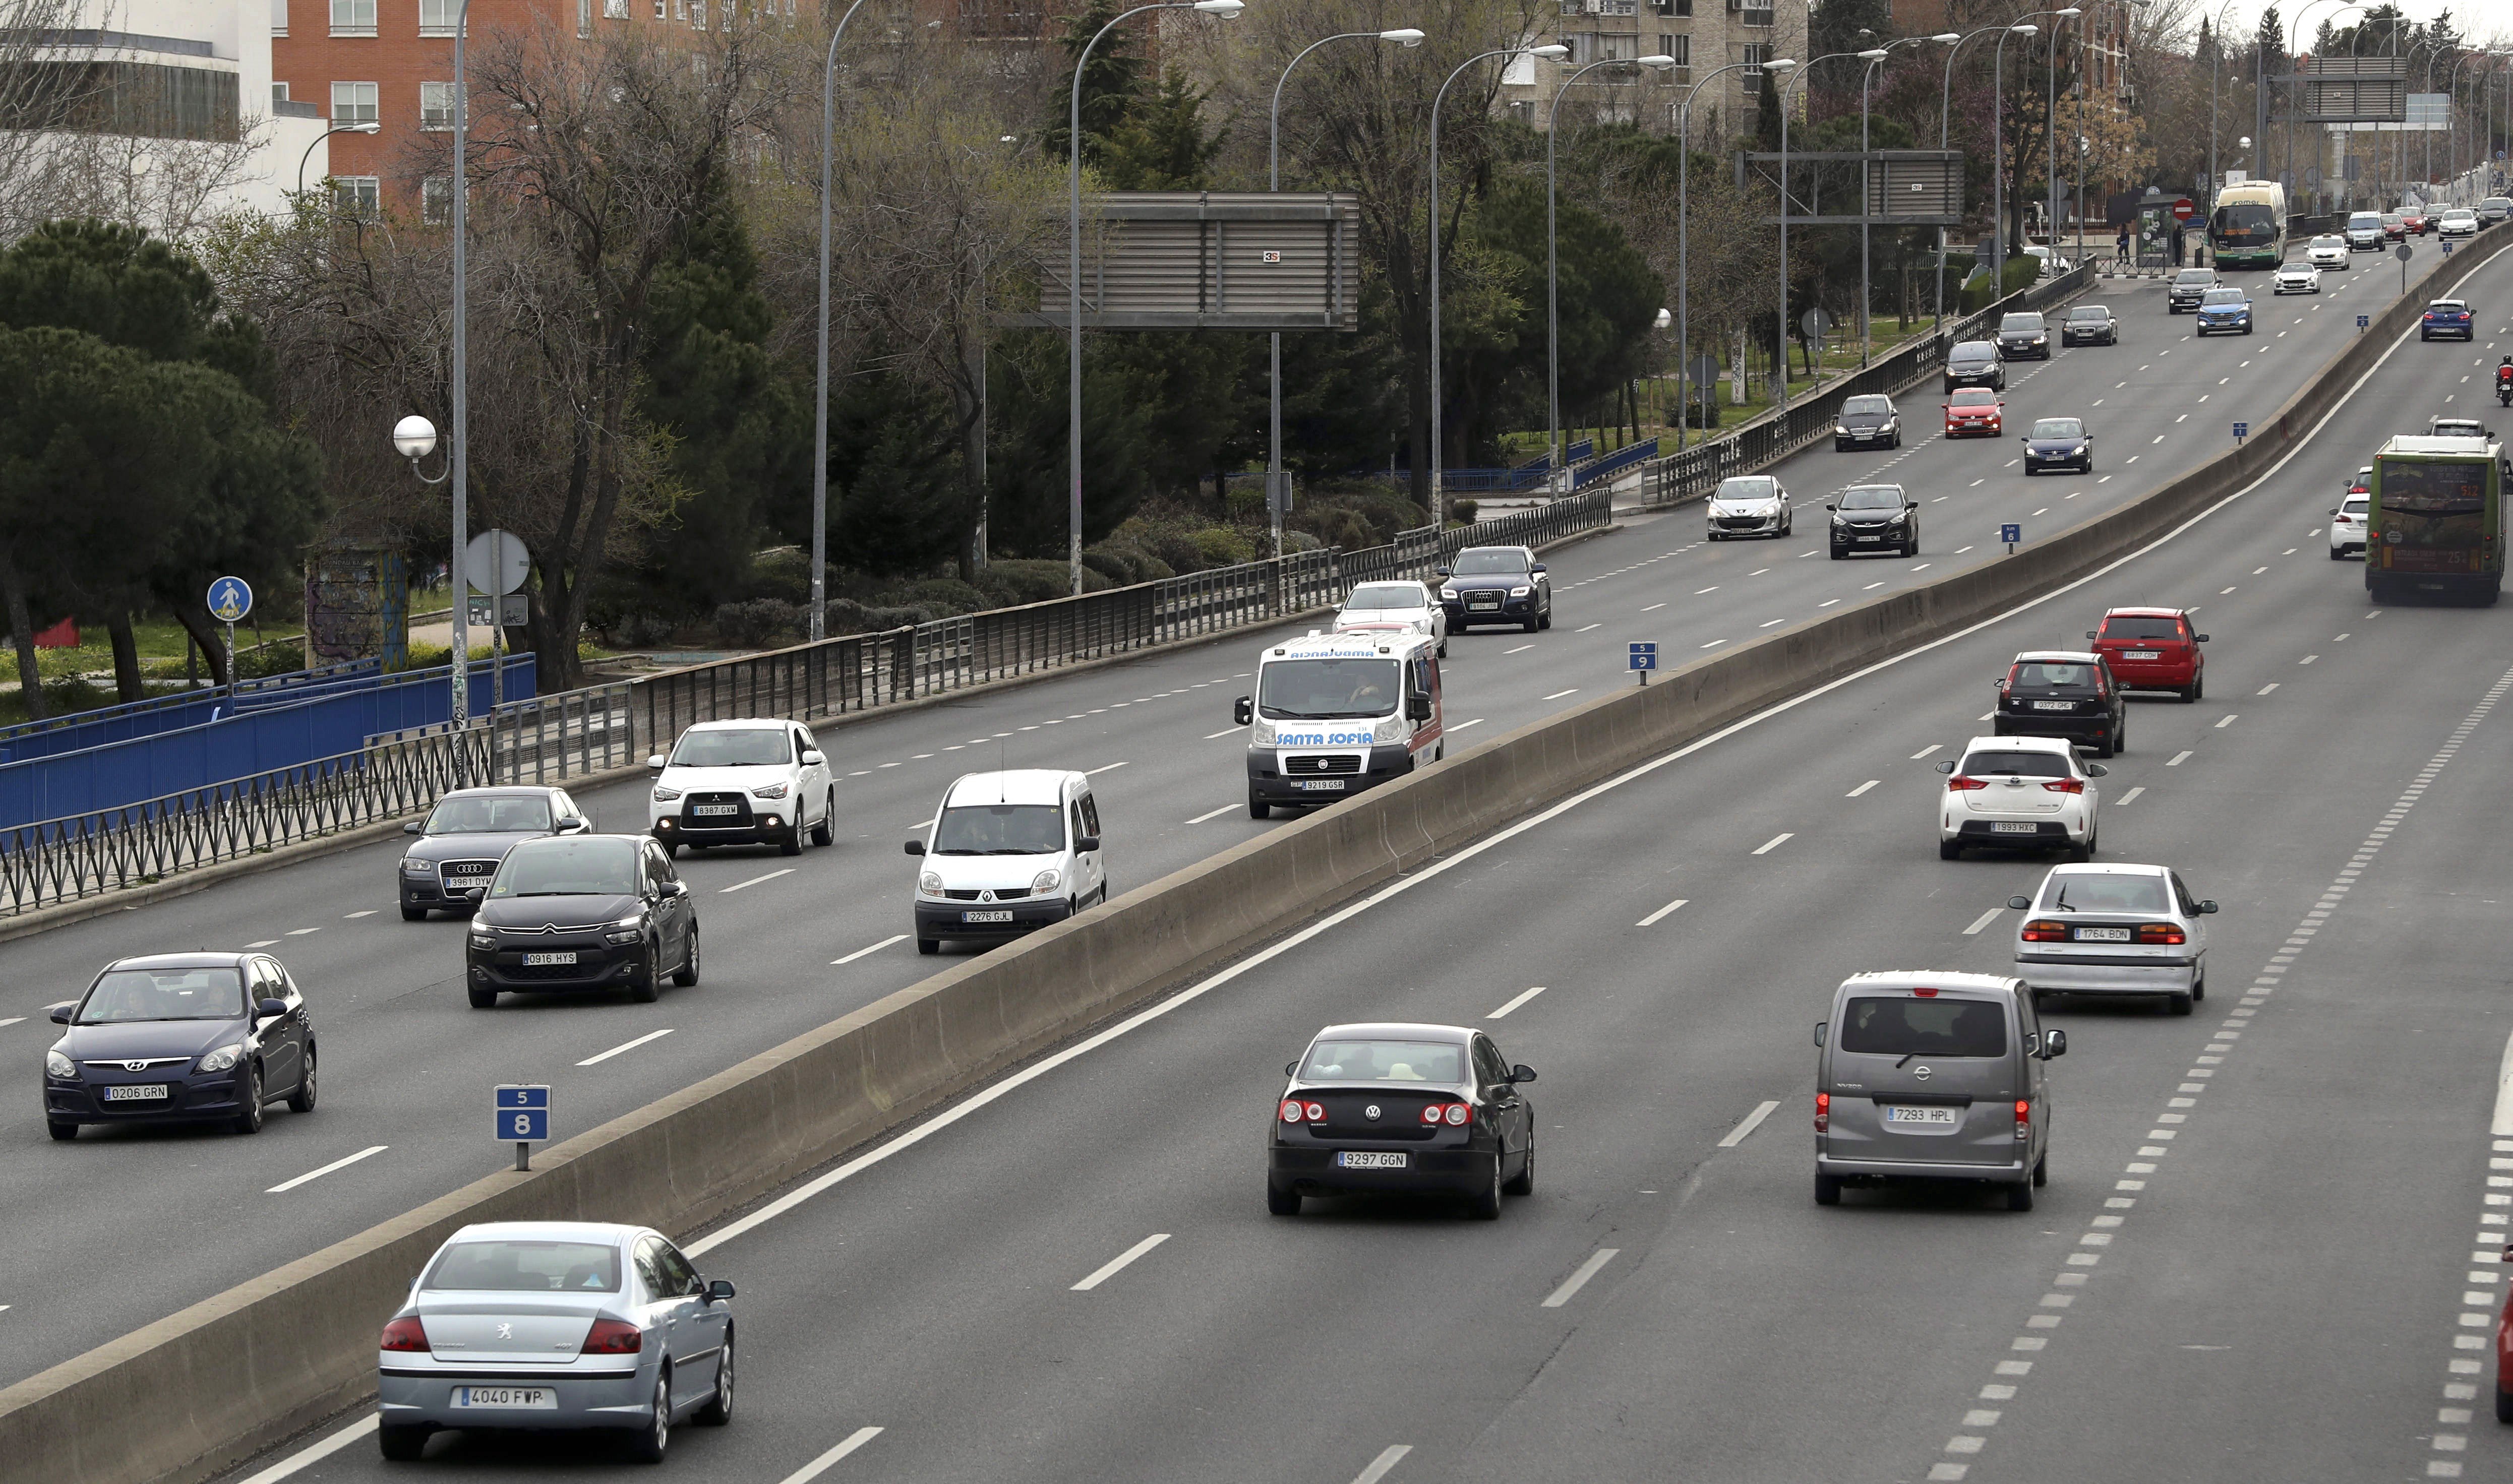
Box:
[42,953,316,1140]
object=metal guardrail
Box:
[1643,266,2096,508]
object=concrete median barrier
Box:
[7,228,2506,1484]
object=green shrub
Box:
[1450,500,1479,525]
[747,546,812,605]
[882,578,988,616]
[1191,527,1255,568]
[1223,481,1268,525]
[712,599,802,648]
[977,559,1112,606]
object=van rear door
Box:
[1826,987,2018,1169]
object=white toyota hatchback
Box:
[1334,579,1448,657]
[647,719,835,859]
[1934,736,2106,861]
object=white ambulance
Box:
[1231,631,1445,819]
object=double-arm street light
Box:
[1991,10,2076,290]
[1547,53,1676,483]
[1066,0,1245,595]
[1267,26,1424,557]
[1857,37,1952,365]
[809,0,875,643]
[2206,0,2238,216]
[295,121,379,194]
[1428,42,1567,511]
[2285,0,2363,207]
[2042,9,2080,273]
[1672,56,1789,452]
[1936,22,2034,327]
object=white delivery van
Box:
[904,769,1105,955]
[1232,631,1444,819]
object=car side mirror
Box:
[255,998,289,1020]
[659,880,687,898]
[1287,1061,1300,1078]
[1812,1022,1826,1047]
[1233,697,1253,727]
[1530,564,1547,576]
[1509,1064,1537,1084]
[2085,764,2108,777]
[705,1279,736,1304]
[402,821,423,835]
[2195,634,2209,643]
[2007,895,2033,910]
[1823,503,1837,512]
[2042,1028,2068,1059]
[800,750,825,767]
[1075,835,1100,853]
[2085,631,2098,641]
[2198,900,2219,914]
[48,1003,73,1025]
[1935,760,1956,774]
[905,839,925,856]
[557,816,588,834]
[646,754,667,771]
[1905,502,1918,512]
[1406,692,1431,722]
[1433,567,1450,578]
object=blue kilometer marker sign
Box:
[2233,421,2249,443]
[1999,523,2022,548]
[495,1084,551,1144]
[1629,641,1657,685]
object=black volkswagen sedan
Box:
[465,835,697,1008]
[1435,546,1552,633]
[43,953,315,1140]
[1268,1021,1535,1219]
[1994,650,2127,757]
[1942,340,2005,393]
[1995,311,2052,360]
[1833,394,1901,451]
[1827,483,1918,558]
[399,786,592,919]
[2022,416,2095,474]
[2059,303,2118,346]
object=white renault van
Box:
[905,769,1105,955]
[1232,631,1444,819]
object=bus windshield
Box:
[2210,203,2277,245]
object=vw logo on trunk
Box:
[1364,1104,1382,1121]
[1913,1065,1933,1081]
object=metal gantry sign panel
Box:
[1021,192,1360,332]
[1737,151,1963,226]
[2289,56,2408,123]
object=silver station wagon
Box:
[376,1221,736,1462]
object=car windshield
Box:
[931,802,1063,855]
[2211,203,2278,243]
[78,966,246,1023]
[425,794,553,836]
[2381,214,2402,225]
[2380,457,2488,515]
[2010,661,2101,691]
[490,839,639,898]
[2444,211,2475,220]
[2065,306,2107,323]
[1299,1038,1467,1083]
[2201,288,2245,305]
[2100,615,2183,640]
[1838,997,2007,1058]
[2348,214,2381,227]
[669,727,790,768]
[1713,477,1779,501]
[1958,750,2070,778]
[1258,657,1402,720]
[423,1240,622,1292]
[2313,235,2343,247]
[1839,485,1903,510]
[2428,302,2467,314]
[1949,341,1996,362]
[2031,419,2084,439]
[1999,314,2044,332]
[1344,583,1424,610]
[1842,396,1892,415]
[2174,270,2214,284]
[2038,873,2171,915]
[1949,390,1997,406]
[1450,549,1529,576]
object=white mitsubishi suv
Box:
[647,718,835,858]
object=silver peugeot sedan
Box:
[376,1221,735,1462]
[2006,862,2216,1015]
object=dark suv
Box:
[1435,546,1552,632]
[1943,340,2005,393]
[1993,650,2127,758]
[2166,268,2218,313]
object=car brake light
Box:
[2136,923,2187,945]
[380,1317,430,1352]
[1815,1092,1830,1133]
[1280,1099,1304,1123]
[1912,987,1938,998]
[581,1319,643,1354]
[1445,1102,1470,1126]
[2020,919,2071,942]
[1947,775,1990,791]
[2042,778,2085,794]
[2015,1099,2031,1138]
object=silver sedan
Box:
[1334,579,1448,657]
[2006,862,2217,1016]
[376,1220,735,1462]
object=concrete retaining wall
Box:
[8,228,2505,1484]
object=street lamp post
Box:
[1066,0,1245,596]
[2285,0,2363,209]
[2207,0,2238,217]
[809,0,874,644]
[1672,57,1779,453]
[1991,11,2075,291]
[1937,23,2035,328]
[448,0,478,732]
[1428,43,1567,515]
[1267,27,1423,557]
[1548,54,1676,483]
[2043,10,2080,274]
[295,121,379,194]
[1856,39,1943,366]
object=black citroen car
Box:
[1435,546,1552,633]
[1993,650,2128,757]
[42,952,316,1140]
[465,835,698,1008]
[1268,1021,1536,1219]
[398,786,592,919]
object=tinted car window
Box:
[1301,1039,1467,1083]
[2010,661,2102,691]
[1958,751,2069,778]
[2039,874,2171,914]
[1451,550,1530,575]
[426,795,554,834]
[1839,485,1904,510]
[491,839,641,897]
[1948,342,1996,363]
[2031,420,2083,439]
[80,966,246,1023]
[651,1241,701,1296]
[1842,396,1892,415]
[2065,306,2108,323]
[2341,497,2369,516]
[1949,389,1998,406]
[1838,997,2007,1058]
[933,803,1063,854]
[2201,288,2245,305]
[2099,615,2183,640]
[1713,476,1780,500]
[2174,269,2215,284]
[425,1240,622,1292]
[2000,314,2044,332]
[670,728,791,767]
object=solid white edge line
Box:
[1541,1247,1622,1308]
[684,307,2445,1264]
[265,1145,389,1195]
[720,868,796,894]
[832,934,909,966]
[1636,897,1689,927]
[1961,907,2005,936]
[1486,985,1547,1019]
[777,1425,887,1484]
[1718,1100,1782,1148]
[230,1414,378,1484]
[1350,1444,1414,1484]
[576,1028,676,1067]
[1185,803,1239,824]
[2493,1028,2513,1137]
[1070,1232,1170,1291]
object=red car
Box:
[2085,606,2208,702]
[2401,209,2430,235]
[1944,388,2004,437]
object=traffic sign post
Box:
[2233,420,2250,445]
[206,576,252,705]
[2170,197,2195,222]
[2356,313,2370,332]
[1629,641,1657,686]
[1683,354,1720,448]
[495,1084,551,1171]
[2000,522,2022,553]
[2396,240,2412,296]
[464,530,528,711]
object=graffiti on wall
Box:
[304,544,410,670]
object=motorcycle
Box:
[2498,369,2513,408]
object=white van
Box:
[1232,631,1444,819]
[904,769,1105,955]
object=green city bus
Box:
[2367,434,2506,605]
[2207,180,2288,269]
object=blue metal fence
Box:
[1575,438,1659,488]
[0,658,384,763]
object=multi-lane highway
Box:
[2,238,2498,1443]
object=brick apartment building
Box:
[1507,0,1809,138]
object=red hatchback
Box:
[1944,389,2004,437]
[2085,607,2208,701]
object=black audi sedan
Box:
[1268,1021,1536,1219]
[1435,546,1552,633]
[2022,416,2095,474]
[1833,394,1901,451]
[398,786,592,919]
[43,953,315,1140]
[465,835,697,1009]
[1827,483,1919,558]
[2059,303,2118,346]
[1942,340,2005,393]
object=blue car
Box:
[2021,416,2094,475]
[2421,298,2475,340]
[2194,287,2253,336]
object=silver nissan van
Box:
[1812,971,2064,1211]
